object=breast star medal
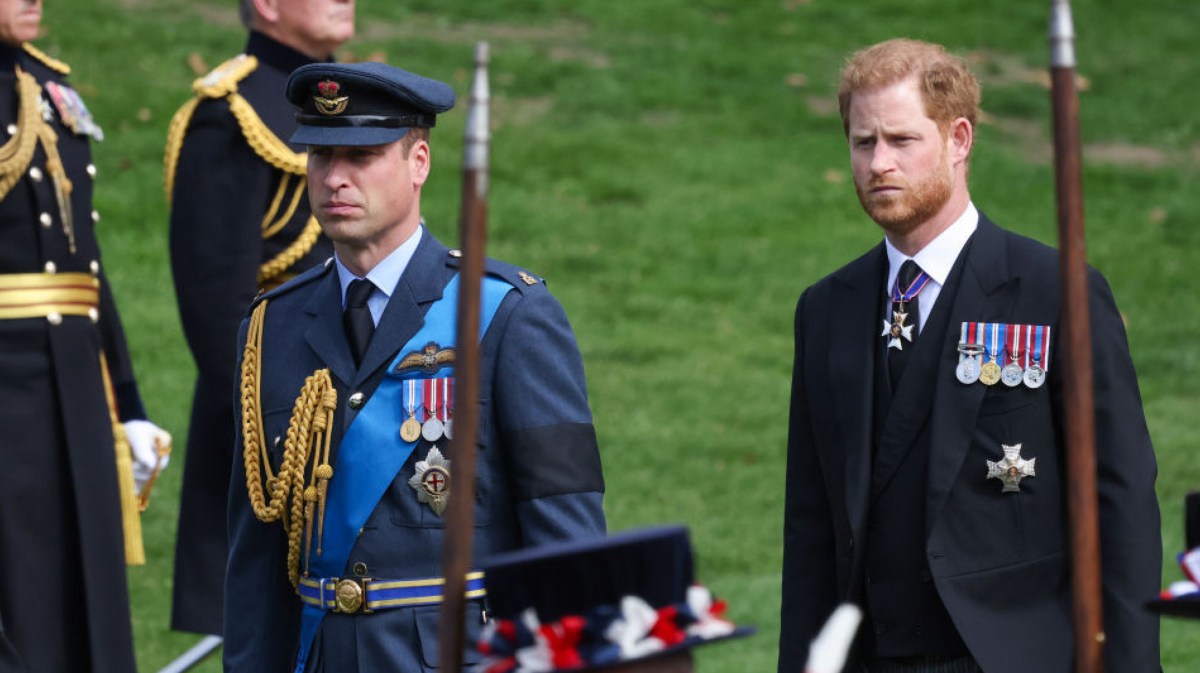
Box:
[987,443,1036,493]
[408,446,451,515]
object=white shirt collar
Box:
[885,202,978,292]
[336,225,424,304]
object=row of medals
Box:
[400,408,452,443]
[956,344,1046,389]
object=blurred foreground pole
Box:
[438,41,491,672]
[155,636,222,673]
[1049,2,1104,672]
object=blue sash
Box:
[293,273,513,672]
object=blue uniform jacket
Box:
[224,230,606,672]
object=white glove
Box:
[123,420,172,492]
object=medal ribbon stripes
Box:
[292,273,514,673]
[892,268,931,306]
[957,322,1052,389]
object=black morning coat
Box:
[780,214,1161,672]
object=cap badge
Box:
[314,79,349,116]
[408,446,451,516]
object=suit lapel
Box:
[925,216,1020,529]
[826,245,886,533]
[304,270,356,388]
[353,232,452,387]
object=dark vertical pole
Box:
[1049,3,1104,671]
[438,41,490,672]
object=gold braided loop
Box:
[239,298,338,587]
[162,96,200,202]
[258,216,323,284]
[227,93,306,174]
[0,69,44,201]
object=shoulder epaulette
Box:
[446,250,546,294]
[165,52,305,201]
[193,54,258,99]
[22,43,70,75]
[251,256,334,309]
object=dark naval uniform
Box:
[225,231,606,672]
[0,43,143,672]
[166,31,333,636]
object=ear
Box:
[947,117,973,166]
[252,0,280,24]
[409,140,431,188]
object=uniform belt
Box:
[0,273,99,320]
[298,571,486,614]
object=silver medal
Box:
[422,417,444,442]
[1023,364,1046,389]
[956,357,981,385]
[1001,363,1024,387]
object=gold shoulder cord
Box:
[240,299,338,588]
[22,43,70,75]
[0,69,44,200]
[164,55,320,287]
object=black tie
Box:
[888,259,923,390]
[344,278,376,367]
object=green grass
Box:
[34,0,1200,670]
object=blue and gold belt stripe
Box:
[298,571,486,614]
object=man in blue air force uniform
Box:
[224,61,606,672]
[166,0,354,638]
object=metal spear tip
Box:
[1048,0,1077,68]
[474,41,489,67]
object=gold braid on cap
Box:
[240,300,337,588]
[163,54,316,288]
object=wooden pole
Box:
[1049,3,1104,671]
[438,41,490,672]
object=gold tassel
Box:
[100,354,145,566]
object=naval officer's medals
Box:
[987,443,1036,493]
[978,322,1003,386]
[1000,323,1025,387]
[409,446,451,515]
[400,380,423,442]
[881,266,930,350]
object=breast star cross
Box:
[987,443,1036,493]
[881,310,914,350]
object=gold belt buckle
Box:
[333,577,372,614]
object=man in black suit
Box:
[166,0,354,637]
[778,39,1160,673]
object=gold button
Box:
[86,164,96,178]
[29,167,42,182]
[88,308,99,323]
[89,260,100,274]
[448,249,463,258]
[352,562,368,577]
[91,210,100,223]
[39,212,52,227]
[47,312,62,325]
[348,392,365,409]
[43,261,56,274]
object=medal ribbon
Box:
[424,375,441,420]
[1006,323,1022,364]
[441,377,453,423]
[984,322,1005,364]
[891,269,931,305]
[293,273,514,673]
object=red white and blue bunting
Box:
[477,585,735,672]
